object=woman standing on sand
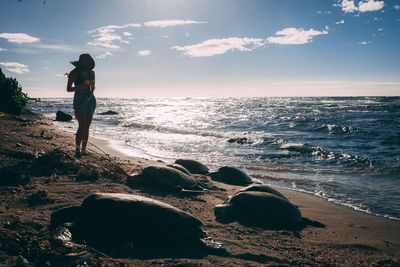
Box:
[67,53,96,158]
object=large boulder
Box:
[51,193,205,248]
[174,159,209,175]
[56,111,72,122]
[99,110,118,115]
[227,137,253,144]
[127,166,197,192]
[235,184,288,200]
[167,164,192,175]
[214,191,302,229]
[210,166,253,186]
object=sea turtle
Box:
[127,166,199,192]
[174,159,209,175]
[210,166,253,186]
[214,191,324,230]
[235,184,288,200]
[167,164,192,175]
[51,193,206,248]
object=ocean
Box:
[30,97,400,220]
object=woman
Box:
[67,53,96,158]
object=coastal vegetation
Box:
[0,67,29,115]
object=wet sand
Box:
[0,112,399,266]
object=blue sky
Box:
[0,0,399,97]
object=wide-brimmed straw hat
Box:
[70,53,95,70]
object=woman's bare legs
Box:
[80,114,93,154]
[75,111,90,157]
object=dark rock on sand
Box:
[51,193,205,248]
[51,251,94,267]
[235,184,288,200]
[1,149,76,185]
[31,148,75,176]
[15,255,29,267]
[214,191,303,229]
[4,216,21,230]
[27,190,54,206]
[210,166,253,186]
[0,165,31,186]
[56,111,72,122]
[167,164,192,175]
[99,110,118,115]
[40,129,53,140]
[127,166,197,191]
[175,159,209,175]
[215,191,325,229]
[75,167,100,182]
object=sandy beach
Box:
[0,112,399,266]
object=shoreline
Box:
[1,112,399,266]
[90,133,400,222]
[38,97,400,222]
[89,132,400,254]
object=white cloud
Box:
[316,10,333,14]
[340,0,384,13]
[341,0,358,12]
[171,37,265,57]
[335,19,345,24]
[0,62,29,74]
[144,20,207,28]
[0,47,6,51]
[96,51,113,59]
[88,23,141,49]
[267,28,328,45]
[88,19,204,48]
[0,33,39,44]
[137,50,152,57]
[6,43,96,54]
[359,0,385,12]
[395,5,400,10]
[88,32,121,49]
[358,41,369,45]
[90,23,142,33]
[33,43,81,52]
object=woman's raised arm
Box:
[67,72,76,92]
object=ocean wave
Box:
[316,124,366,135]
[285,143,375,166]
[121,122,230,138]
[253,137,376,167]
[255,175,400,220]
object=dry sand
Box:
[0,112,399,266]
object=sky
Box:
[0,0,399,97]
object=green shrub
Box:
[0,68,29,115]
